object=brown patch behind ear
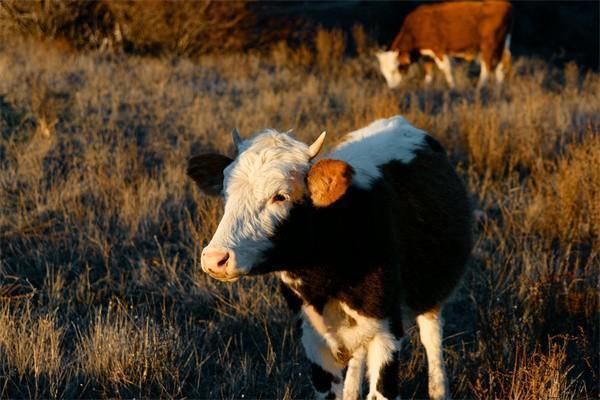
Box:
[307,159,354,207]
[187,154,233,196]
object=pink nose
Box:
[202,250,230,271]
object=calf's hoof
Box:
[428,381,449,400]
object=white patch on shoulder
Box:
[330,116,426,188]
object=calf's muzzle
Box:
[201,248,235,280]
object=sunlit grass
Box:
[0,32,598,398]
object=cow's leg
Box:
[494,62,505,83]
[416,309,449,400]
[301,319,344,399]
[433,55,455,88]
[423,60,435,85]
[343,347,366,400]
[366,330,402,400]
[477,60,490,89]
[495,45,511,84]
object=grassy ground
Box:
[0,34,598,399]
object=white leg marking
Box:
[496,34,511,85]
[477,60,489,89]
[424,74,433,85]
[495,63,505,83]
[303,305,349,364]
[366,329,401,400]
[343,347,366,400]
[301,318,343,399]
[433,55,454,88]
[416,311,449,400]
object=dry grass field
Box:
[0,30,598,399]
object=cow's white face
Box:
[188,129,347,282]
[376,50,403,88]
[203,131,312,281]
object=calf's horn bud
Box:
[308,131,327,160]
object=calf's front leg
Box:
[343,347,366,400]
[303,305,351,365]
[432,54,455,88]
[301,319,344,399]
[366,331,403,400]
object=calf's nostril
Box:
[216,252,230,267]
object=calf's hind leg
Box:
[416,309,449,400]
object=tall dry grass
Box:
[0,30,598,398]
[0,0,262,56]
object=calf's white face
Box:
[188,129,337,282]
[376,50,403,88]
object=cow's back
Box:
[401,1,513,54]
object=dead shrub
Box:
[0,305,65,397]
[315,28,346,75]
[270,40,313,71]
[507,339,584,400]
[0,1,117,50]
[0,0,258,56]
[527,133,600,245]
[351,24,377,59]
[107,1,256,57]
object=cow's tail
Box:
[502,3,514,80]
[501,33,512,79]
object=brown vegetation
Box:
[0,29,598,399]
[0,0,264,56]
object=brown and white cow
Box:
[376,1,513,88]
[187,116,472,400]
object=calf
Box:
[187,116,472,399]
[376,1,513,88]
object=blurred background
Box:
[1,1,598,67]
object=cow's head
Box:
[376,50,411,88]
[187,128,354,282]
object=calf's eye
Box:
[271,193,288,203]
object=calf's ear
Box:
[187,153,233,196]
[306,159,354,207]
